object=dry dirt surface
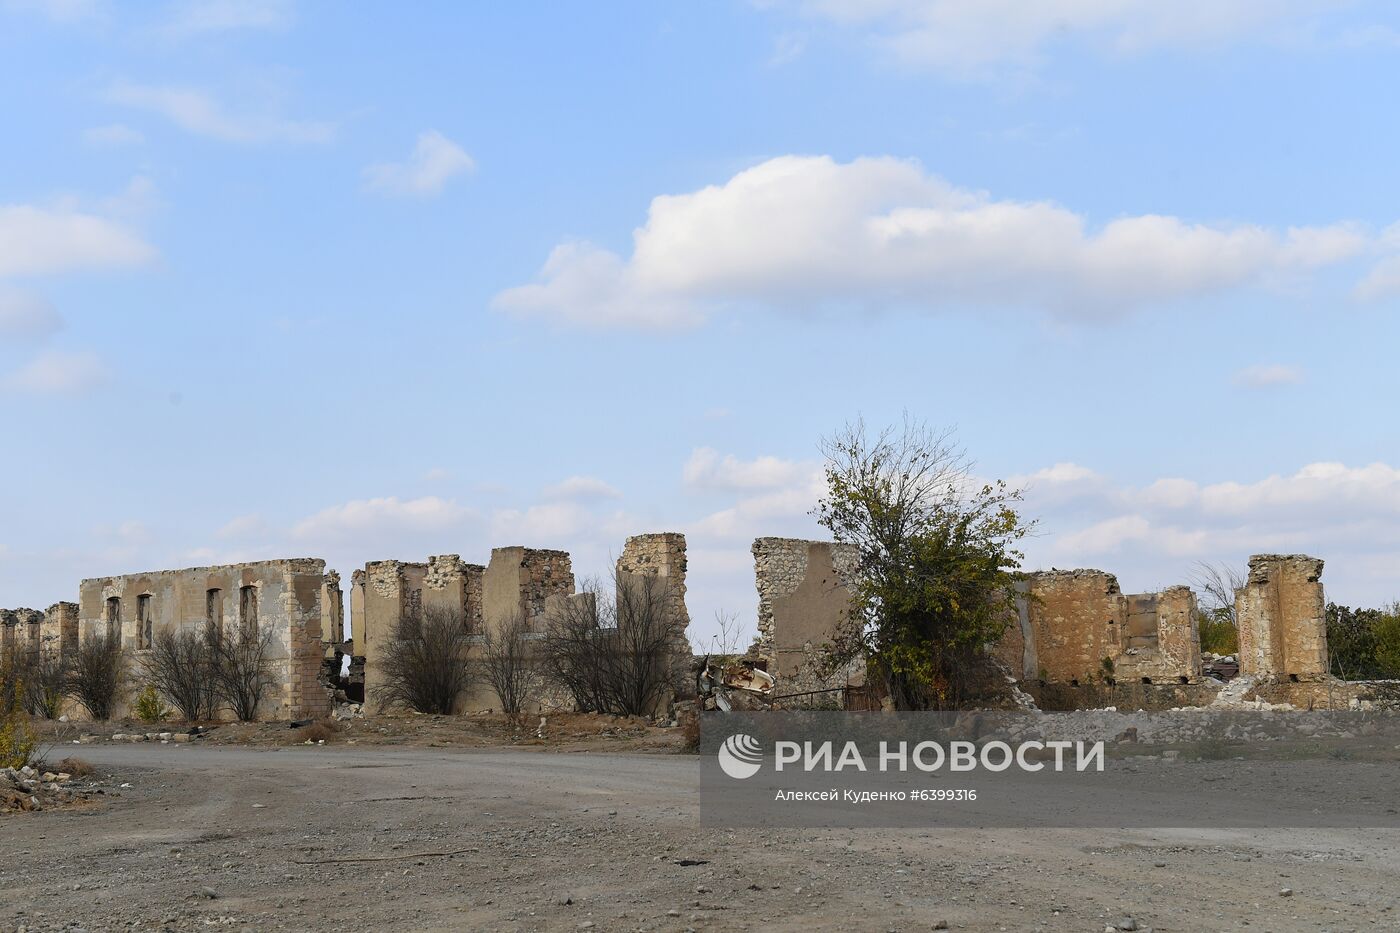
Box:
[2,743,1398,933]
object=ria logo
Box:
[717,733,763,779]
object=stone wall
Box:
[751,537,861,706]
[1235,554,1328,678]
[78,559,333,720]
[1016,571,1201,685]
[617,532,692,696]
[41,602,79,655]
[481,547,574,635]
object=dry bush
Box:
[142,625,219,722]
[373,605,474,714]
[0,673,38,770]
[479,610,543,724]
[68,632,124,720]
[55,756,95,777]
[6,649,69,719]
[209,626,277,722]
[293,719,338,743]
[541,573,683,717]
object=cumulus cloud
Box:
[3,349,107,395]
[1017,460,1400,603]
[1234,363,1304,388]
[363,131,475,197]
[543,476,623,501]
[496,155,1373,329]
[0,202,155,277]
[766,0,1342,76]
[106,82,333,144]
[292,496,476,541]
[0,290,63,342]
[684,447,816,492]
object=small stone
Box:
[932,922,949,930]
[1280,888,1293,897]
[667,909,681,917]
[1153,861,1166,868]
[200,887,219,899]
[1117,919,1139,931]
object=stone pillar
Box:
[1235,554,1327,678]
[320,572,344,645]
[617,533,691,697]
[42,602,80,656]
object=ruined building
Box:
[994,571,1201,685]
[353,534,690,713]
[1,603,80,658]
[78,559,335,720]
[751,537,863,703]
[1234,554,1328,679]
[747,538,1333,705]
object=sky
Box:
[4,0,1400,647]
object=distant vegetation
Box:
[1327,602,1400,681]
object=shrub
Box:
[293,719,338,743]
[0,674,38,770]
[541,573,683,717]
[142,625,219,722]
[209,626,277,722]
[7,649,69,719]
[1196,608,1238,655]
[479,611,543,724]
[1375,609,1400,678]
[55,756,95,777]
[373,606,474,714]
[69,632,124,720]
[133,685,169,723]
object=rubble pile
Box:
[1,765,105,813]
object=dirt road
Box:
[1,744,1396,932]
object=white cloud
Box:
[161,0,293,37]
[106,82,333,144]
[364,130,475,197]
[3,349,107,395]
[768,0,1341,76]
[83,124,145,147]
[292,496,476,541]
[1020,460,1400,602]
[684,447,815,492]
[543,476,623,501]
[496,155,1372,329]
[0,203,155,277]
[0,290,63,341]
[1234,363,1304,388]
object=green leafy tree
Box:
[1327,602,1384,681]
[816,418,1034,710]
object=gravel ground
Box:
[2,743,1398,932]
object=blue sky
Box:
[4,0,1400,643]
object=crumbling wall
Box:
[752,537,861,706]
[1015,572,1201,685]
[422,554,485,631]
[617,532,692,699]
[1235,554,1327,679]
[359,560,427,706]
[77,559,333,720]
[42,602,79,655]
[320,572,343,644]
[482,547,574,635]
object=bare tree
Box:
[373,605,474,715]
[68,632,125,720]
[478,611,543,724]
[1189,561,1245,625]
[541,573,682,717]
[694,609,751,660]
[209,626,277,722]
[142,625,219,722]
